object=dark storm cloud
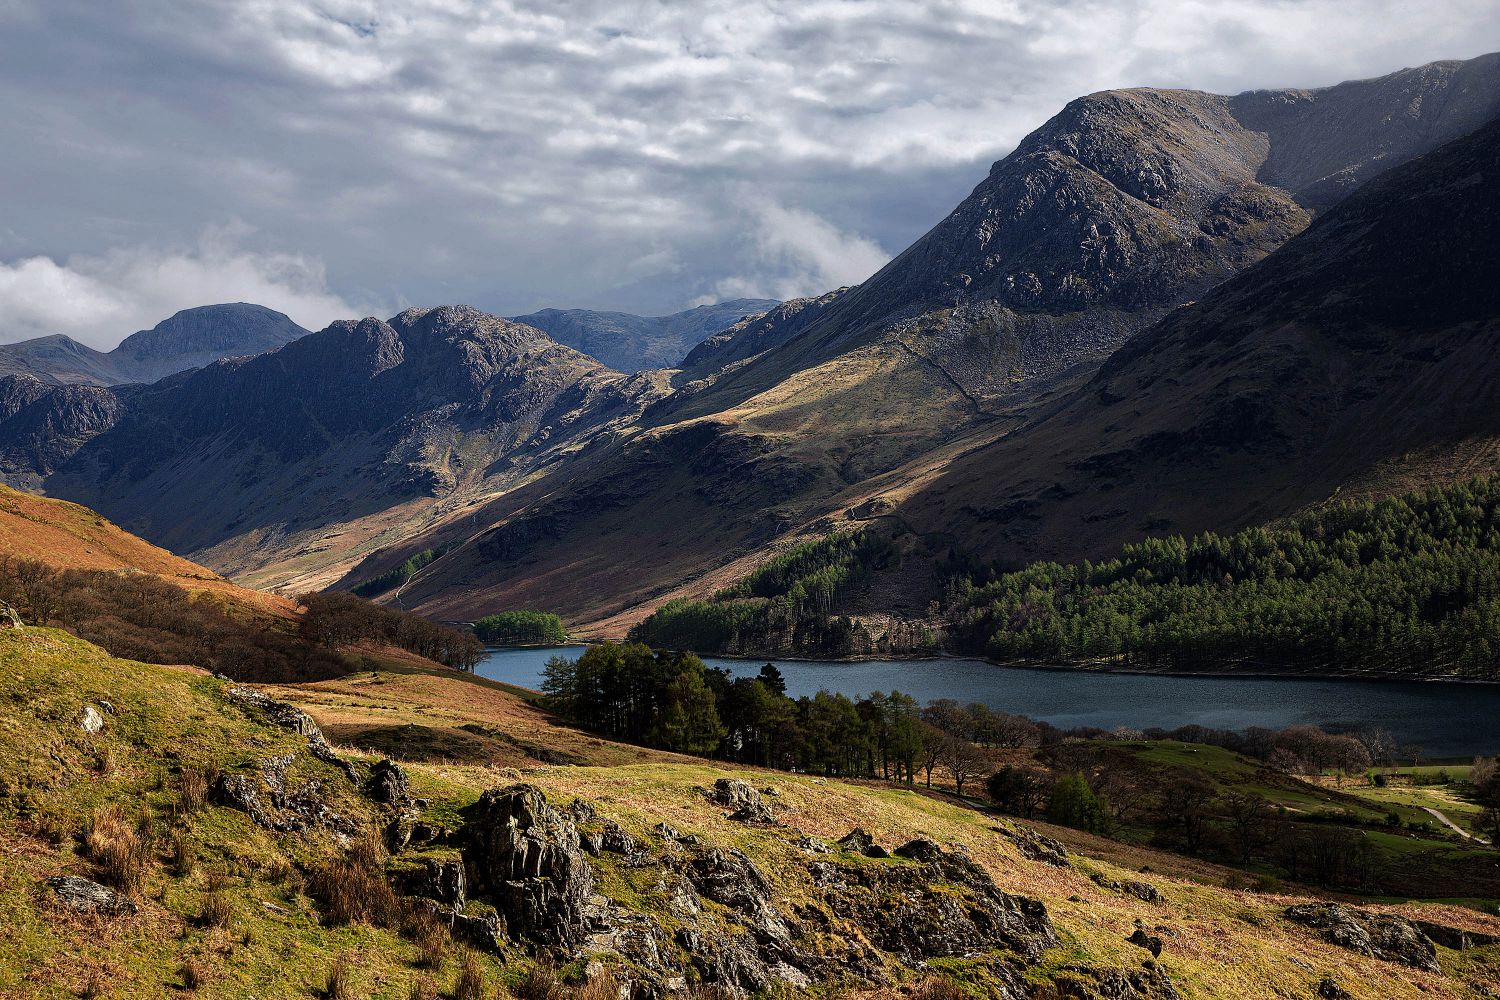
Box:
[1,0,1497,346]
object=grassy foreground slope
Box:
[3,624,1499,997]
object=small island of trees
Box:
[472,609,567,646]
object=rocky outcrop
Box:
[998,825,1070,867]
[1127,927,1164,957]
[226,685,358,783]
[1091,873,1165,903]
[46,875,138,916]
[368,759,413,807]
[705,778,775,824]
[1284,902,1439,972]
[808,842,1056,963]
[213,756,355,836]
[836,827,890,858]
[461,784,597,952]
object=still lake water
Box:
[476,646,1500,758]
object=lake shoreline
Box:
[529,643,1500,686]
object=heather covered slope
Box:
[897,111,1500,571]
[0,303,308,387]
[3,624,1497,997]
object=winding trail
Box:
[1423,806,1490,844]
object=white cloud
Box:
[0,226,366,347]
[713,195,890,301]
[0,0,1497,325]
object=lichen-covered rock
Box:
[46,875,137,916]
[1092,872,1164,903]
[1316,976,1355,1000]
[461,783,596,951]
[810,841,1056,963]
[706,778,775,823]
[369,759,413,806]
[1284,902,1438,973]
[999,825,1071,867]
[836,827,890,858]
[892,837,943,862]
[78,705,105,733]
[226,685,358,783]
[214,762,354,835]
[416,858,467,907]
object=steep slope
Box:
[897,110,1500,571]
[511,297,777,371]
[0,303,308,386]
[370,55,1500,626]
[39,306,667,592]
[4,626,1496,997]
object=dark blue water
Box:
[476,647,1500,758]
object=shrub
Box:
[86,805,149,894]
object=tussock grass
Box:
[514,963,564,1000]
[401,902,450,970]
[180,957,208,991]
[85,804,150,894]
[177,765,213,815]
[324,952,357,1000]
[198,889,234,929]
[408,974,439,1000]
[453,950,488,1000]
[311,832,398,927]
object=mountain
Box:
[0,303,308,386]
[28,305,666,592]
[510,298,777,371]
[894,109,1500,569]
[347,54,1500,627]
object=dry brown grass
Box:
[310,830,397,928]
[180,957,207,991]
[452,950,487,1000]
[198,890,234,929]
[408,974,439,1000]
[164,830,195,877]
[574,970,624,1000]
[85,805,149,894]
[514,964,563,1000]
[177,765,212,815]
[401,902,450,970]
[325,952,357,1000]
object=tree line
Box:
[629,531,898,656]
[542,641,1002,790]
[945,477,1500,678]
[0,555,481,681]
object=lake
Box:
[475,646,1500,758]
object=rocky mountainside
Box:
[2,56,1497,628]
[26,305,666,592]
[0,303,308,386]
[350,55,1500,626]
[511,297,777,372]
[897,107,1500,569]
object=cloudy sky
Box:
[1,0,1497,347]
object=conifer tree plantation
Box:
[945,477,1500,678]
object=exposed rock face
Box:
[1127,927,1164,956]
[809,844,1056,963]
[706,777,775,823]
[1284,902,1439,972]
[461,784,597,951]
[46,875,138,916]
[999,825,1071,867]
[368,759,413,807]
[213,756,355,835]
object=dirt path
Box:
[1424,806,1490,844]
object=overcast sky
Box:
[1,1,1497,347]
